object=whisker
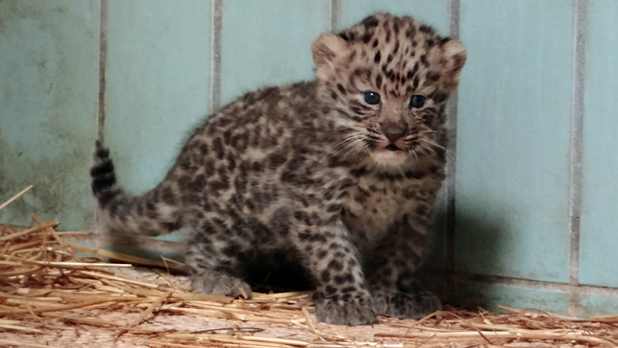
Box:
[334,134,370,160]
[417,129,436,135]
[334,136,366,151]
[418,138,445,151]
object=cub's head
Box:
[312,13,466,170]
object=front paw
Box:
[314,295,377,326]
[373,290,441,319]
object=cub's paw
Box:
[373,290,441,319]
[314,295,377,326]
[191,271,252,299]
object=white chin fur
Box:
[370,150,406,167]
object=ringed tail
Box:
[90,141,181,236]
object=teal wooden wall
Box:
[1,0,616,318]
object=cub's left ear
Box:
[311,34,349,81]
[440,39,467,86]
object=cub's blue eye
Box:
[363,91,381,105]
[409,95,426,109]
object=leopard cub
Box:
[91,13,466,326]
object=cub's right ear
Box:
[311,34,349,81]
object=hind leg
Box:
[184,218,254,298]
[185,241,252,298]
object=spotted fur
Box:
[91,13,466,326]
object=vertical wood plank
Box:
[220,0,330,104]
[455,0,574,282]
[0,0,99,230]
[338,0,452,272]
[338,0,450,35]
[104,0,212,195]
[578,0,618,288]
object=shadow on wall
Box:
[421,200,512,306]
[451,203,546,312]
[454,203,512,275]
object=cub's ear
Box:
[311,34,349,81]
[440,39,467,86]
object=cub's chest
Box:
[341,176,424,244]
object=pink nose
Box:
[381,121,408,143]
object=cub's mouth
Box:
[370,142,407,166]
[385,144,401,152]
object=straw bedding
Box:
[1,187,618,347]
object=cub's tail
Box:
[90,141,182,236]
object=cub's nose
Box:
[381,120,408,143]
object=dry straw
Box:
[1,186,618,347]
